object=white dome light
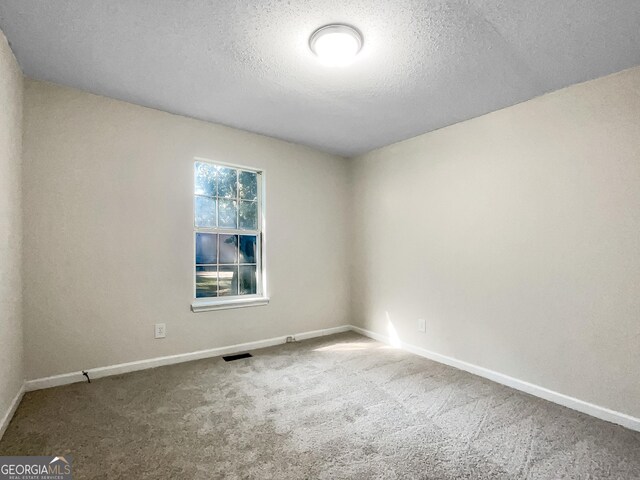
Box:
[309,24,363,67]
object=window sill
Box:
[191,296,270,313]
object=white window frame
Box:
[191,158,269,312]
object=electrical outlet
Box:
[154,323,166,339]
[417,318,426,332]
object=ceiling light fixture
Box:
[309,24,363,67]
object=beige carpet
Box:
[1,332,639,479]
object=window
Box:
[192,160,267,312]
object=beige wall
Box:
[22,80,350,380]
[350,66,640,418]
[16,63,640,420]
[0,32,23,426]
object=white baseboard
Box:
[24,325,351,392]
[0,385,25,441]
[294,325,351,341]
[349,325,640,432]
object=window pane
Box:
[239,201,258,230]
[196,266,217,298]
[219,234,238,264]
[239,171,258,200]
[218,199,238,228]
[239,265,257,295]
[193,161,262,301]
[195,233,217,264]
[218,266,238,296]
[217,167,237,198]
[195,196,216,227]
[239,235,256,264]
[194,162,217,196]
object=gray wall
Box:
[350,66,640,418]
[22,80,350,380]
[0,31,23,429]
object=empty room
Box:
[1,1,639,478]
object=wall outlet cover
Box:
[417,318,426,332]
[154,323,166,339]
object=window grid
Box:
[194,160,262,299]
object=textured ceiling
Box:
[1,1,639,157]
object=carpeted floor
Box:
[1,332,639,479]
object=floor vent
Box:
[223,353,253,362]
